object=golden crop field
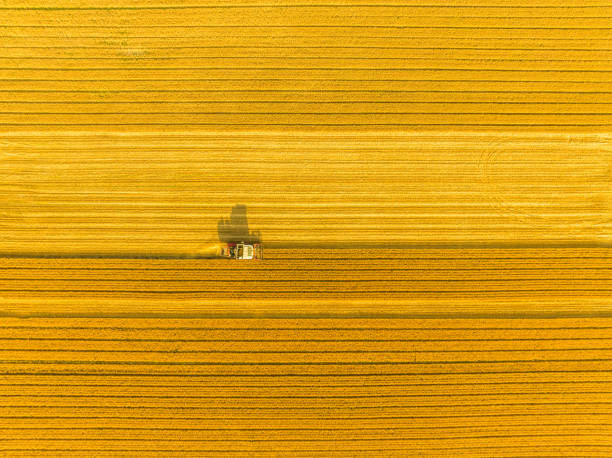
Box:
[0,0,611,455]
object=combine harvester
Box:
[195,242,263,260]
[219,242,263,260]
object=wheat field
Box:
[0,0,611,456]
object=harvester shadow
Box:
[217,204,261,244]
